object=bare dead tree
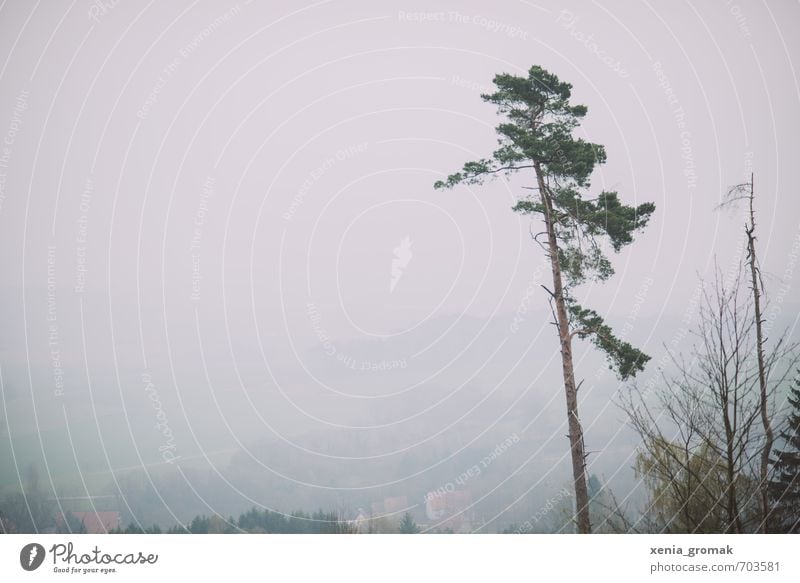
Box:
[719,174,774,532]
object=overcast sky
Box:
[1,0,799,527]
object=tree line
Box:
[436,65,800,534]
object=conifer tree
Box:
[435,65,655,532]
[399,512,420,534]
[769,373,800,533]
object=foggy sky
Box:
[1,0,799,529]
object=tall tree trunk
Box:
[721,402,743,533]
[747,173,773,533]
[534,162,591,534]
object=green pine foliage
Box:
[768,372,800,533]
[434,65,654,380]
[398,512,421,534]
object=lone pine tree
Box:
[435,65,655,533]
